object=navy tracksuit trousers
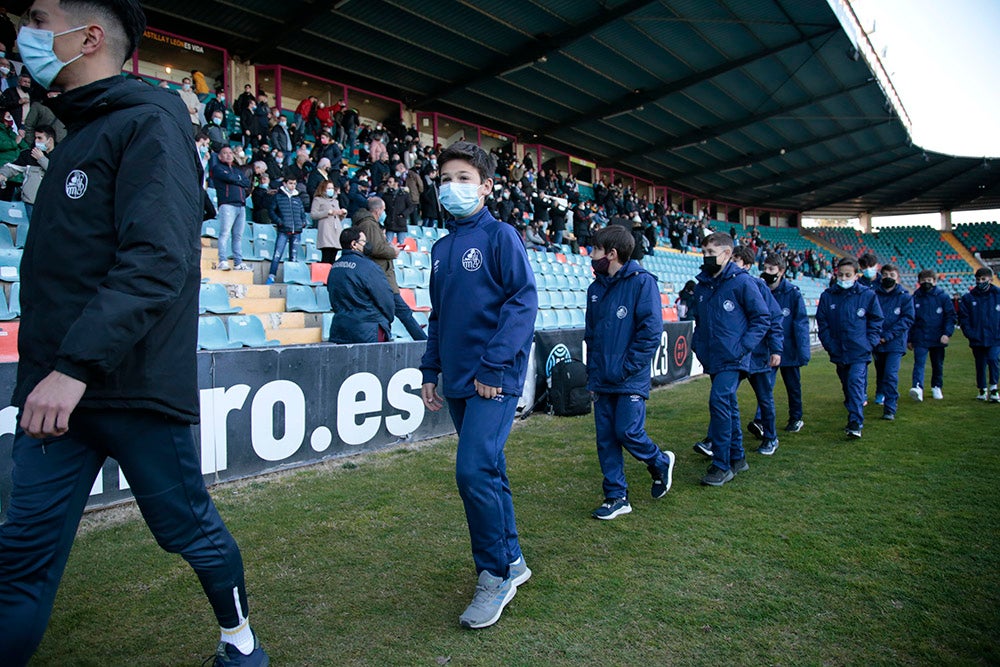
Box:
[911,346,945,390]
[836,362,869,428]
[756,366,803,424]
[593,392,671,500]
[0,409,248,666]
[874,351,904,415]
[971,345,1000,389]
[448,394,522,580]
[746,371,777,440]
[708,370,745,471]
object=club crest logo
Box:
[462,248,482,272]
[545,343,571,377]
[782,307,791,317]
[616,306,628,319]
[722,300,735,312]
[936,307,943,314]
[857,308,866,317]
[65,170,88,199]
[893,307,901,315]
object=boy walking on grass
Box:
[585,225,676,520]
[420,141,537,629]
[691,233,770,486]
[958,267,1000,402]
[817,257,884,438]
[908,269,956,401]
[872,264,914,420]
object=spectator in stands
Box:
[585,225,675,520]
[21,83,66,142]
[759,253,810,433]
[203,87,228,122]
[958,268,1000,402]
[270,113,293,165]
[267,172,309,284]
[525,219,552,251]
[420,167,441,227]
[251,164,274,225]
[240,97,264,148]
[690,232,769,486]
[0,72,34,128]
[857,252,879,289]
[311,130,342,166]
[0,111,22,195]
[203,109,227,153]
[176,75,200,134]
[211,146,251,271]
[419,141,536,630]
[817,257,884,439]
[675,280,696,321]
[326,227,395,344]
[293,95,315,135]
[233,83,254,118]
[190,69,209,99]
[307,156,331,198]
[1,1,267,662]
[872,264,915,421]
[382,175,413,244]
[405,162,423,225]
[352,196,426,341]
[0,57,15,93]
[0,124,54,220]
[908,269,956,401]
[312,179,346,263]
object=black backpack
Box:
[549,359,591,416]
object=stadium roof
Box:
[55,0,1000,216]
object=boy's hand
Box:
[421,383,443,411]
[768,354,781,367]
[474,379,501,400]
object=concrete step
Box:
[266,327,323,345]
[202,268,255,285]
[232,297,286,314]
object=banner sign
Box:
[0,342,454,521]
[808,315,820,347]
[532,321,695,404]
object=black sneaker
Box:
[700,465,734,486]
[692,439,713,458]
[206,633,269,667]
[845,422,862,439]
[747,421,764,438]
[731,457,749,474]
[881,412,895,421]
[591,497,632,520]
[784,419,804,433]
[648,451,675,499]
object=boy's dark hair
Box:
[34,125,55,142]
[438,141,497,183]
[282,168,298,182]
[61,0,146,66]
[881,263,899,275]
[703,231,734,249]
[592,224,635,261]
[917,269,936,281]
[340,227,363,249]
[975,267,994,279]
[732,245,756,266]
[836,256,860,272]
[194,131,210,142]
[858,252,878,269]
[763,253,786,271]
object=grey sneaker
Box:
[591,497,632,520]
[648,450,675,499]
[217,260,231,271]
[977,389,988,401]
[747,421,764,438]
[784,419,804,433]
[700,465,734,486]
[459,571,516,629]
[845,422,862,439]
[991,389,1000,403]
[731,457,749,474]
[757,439,778,456]
[233,263,253,271]
[509,556,531,587]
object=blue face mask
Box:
[378,211,386,225]
[17,25,86,89]
[325,188,335,198]
[212,117,222,125]
[439,182,482,218]
[837,279,855,290]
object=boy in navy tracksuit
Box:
[817,257,884,438]
[691,233,770,486]
[958,268,1000,402]
[761,253,811,432]
[420,142,537,629]
[872,264,914,420]
[908,269,957,401]
[585,225,676,520]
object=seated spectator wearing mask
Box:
[0,124,56,220]
[326,227,395,344]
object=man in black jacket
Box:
[0,1,268,665]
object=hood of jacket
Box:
[49,76,191,135]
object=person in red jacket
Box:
[293,94,315,135]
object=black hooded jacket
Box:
[12,76,203,423]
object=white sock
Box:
[220,619,255,656]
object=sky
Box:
[811,0,1000,225]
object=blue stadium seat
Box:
[556,309,573,329]
[252,224,276,260]
[417,238,433,253]
[410,252,431,270]
[283,261,320,286]
[226,315,280,347]
[0,230,14,250]
[321,312,335,341]
[0,251,19,282]
[549,290,565,309]
[201,219,220,239]
[14,221,28,248]
[415,288,432,310]
[238,234,261,262]
[0,201,26,226]
[7,282,19,317]
[534,309,544,330]
[314,286,332,311]
[570,308,585,328]
[198,316,242,350]
[0,291,14,320]
[537,290,552,309]
[398,267,422,288]
[285,284,326,313]
[301,228,318,248]
[395,251,413,268]
[412,310,429,329]
[391,318,413,341]
[540,309,559,330]
[199,283,241,314]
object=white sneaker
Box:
[217,260,231,271]
[931,387,943,400]
[909,386,923,402]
